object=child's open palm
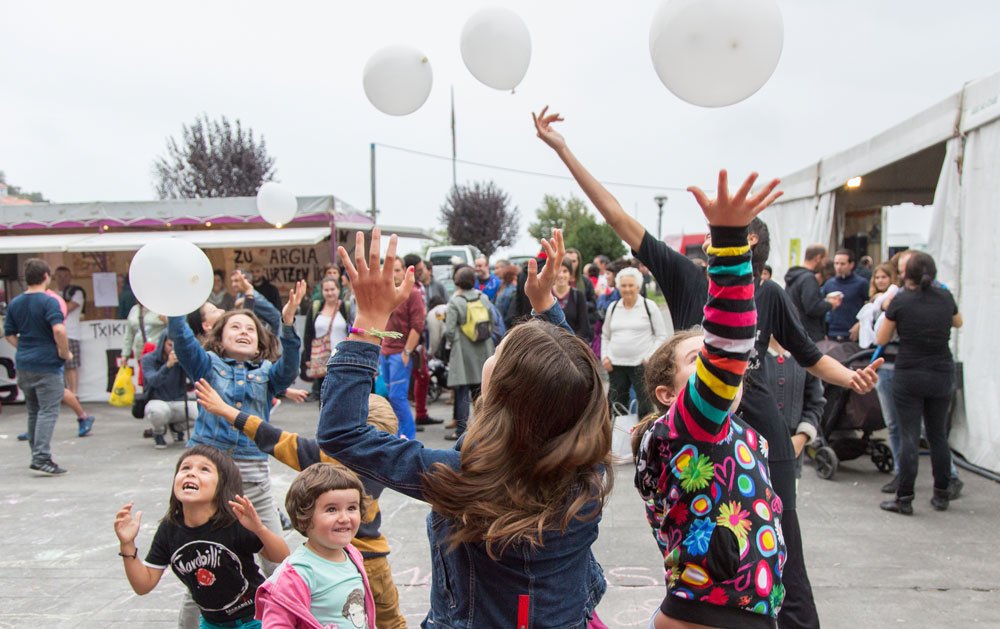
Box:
[282,279,308,325]
[524,228,566,313]
[338,228,414,329]
[194,378,234,420]
[688,170,783,227]
[229,495,265,534]
[114,502,142,544]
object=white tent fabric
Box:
[760,192,835,284]
[0,227,333,253]
[926,138,962,297]
[947,120,1000,472]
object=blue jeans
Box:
[453,384,481,437]
[875,364,901,474]
[18,370,64,466]
[380,352,415,439]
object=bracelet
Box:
[119,549,138,559]
[349,326,403,340]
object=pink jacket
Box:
[255,544,376,629]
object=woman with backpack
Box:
[601,266,669,418]
[443,266,496,441]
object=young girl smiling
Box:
[113,445,289,629]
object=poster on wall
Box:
[228,244,332,296]
[788,238,802,268]
[92,272,119,307]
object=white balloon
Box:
[130,239,213,316]
[460,7,532,91]
[649,0,783,107]
[363,46,433,116]
[256,182,298,226]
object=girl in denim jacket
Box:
[317,229,611,629]
[168,280,305,574]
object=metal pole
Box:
[370,142,377,222]
[654,195,668,241]
[450,86,457,189]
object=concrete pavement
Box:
[1,399,998,628]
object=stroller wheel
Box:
[814,447,838,480]
[871,442,894,474]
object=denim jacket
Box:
[168,316,300,460]
[316,303,607,628]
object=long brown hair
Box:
[869,263,897,298]
[201,309,281,362]
[631,328,705,458]
[164,445,242,529]
[421,320,612,558]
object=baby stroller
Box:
[426,355,449,404]
[808,341,894,480]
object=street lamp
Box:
[654,195,668,240]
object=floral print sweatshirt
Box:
[635,225,786,627]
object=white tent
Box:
[762,70,1000,474]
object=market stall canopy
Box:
[0,226,334,253]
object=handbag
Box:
[306,330,333,379]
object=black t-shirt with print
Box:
[886,286,958,372]
[145,519,264,623]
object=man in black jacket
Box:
[785,244,841,341]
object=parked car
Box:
[425,244,483,293]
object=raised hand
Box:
[524,228,565,313]
[848,357,883,394]
[338,228,414,337]
[194,378,235,421]
[229,495,265,534]
[688,170,783,228]
[282,279,307,325]
[114,502,142,544]
[532,106,567,152]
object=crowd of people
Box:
[0,109,967,629]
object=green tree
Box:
[439,181,520,258]
[569,219,626,264]
[153,114,277,198]
[0,171,48,202]
[527,194,590,240]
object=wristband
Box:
[349,326,403,340]
[118,549,138,559]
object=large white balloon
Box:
[460,7,532,90]
[363,46,433,116]
[256,182,298,227]
[130,239,213,316]
[649,0,783,107]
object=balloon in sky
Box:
[256,182,298,227]
[649,0,784,107]
[460,7,532,90]
[130,239,213,316]
[363,45,433,115]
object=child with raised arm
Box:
[314,227,612,628]
[633,171,786,628]
[113,445,289,629]
[194,378,407,628]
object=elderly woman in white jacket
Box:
[601,266,670,417]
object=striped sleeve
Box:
[235,412,322,472]
[671,225,756,442]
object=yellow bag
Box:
[109,365,135,407]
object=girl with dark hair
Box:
[876,251,963,514]
[113,445,289,628]
[317,228,613,628]
[553,259,593,341]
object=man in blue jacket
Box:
[822,249,870,342]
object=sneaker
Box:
[17,432,29,442]
[30,461,68,476]
[415,425,425,433]
[77,416,95,437]
[415,416,444,425]
[880,476,899,494]
[948,476,964,500]
[153,434,168,449]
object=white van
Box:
[424,245,483,293]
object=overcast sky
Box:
[3,0,1000,258]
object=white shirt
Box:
[315,311,348,345]
[601,298,670,366]
[64,288,84,340]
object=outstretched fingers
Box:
[732,172,759,207]
[748,178,783,215]
[716,169,730,205]
[687,186,712,213]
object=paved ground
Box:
[1,399,998,628]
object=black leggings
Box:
[892,367,954,497]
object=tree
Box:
[569,219,627,264]
[439,182,520,258]
[153,114,277,199]
[527,194,589,240]
[0,171,48,202]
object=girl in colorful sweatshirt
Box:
[633,171,787,628]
